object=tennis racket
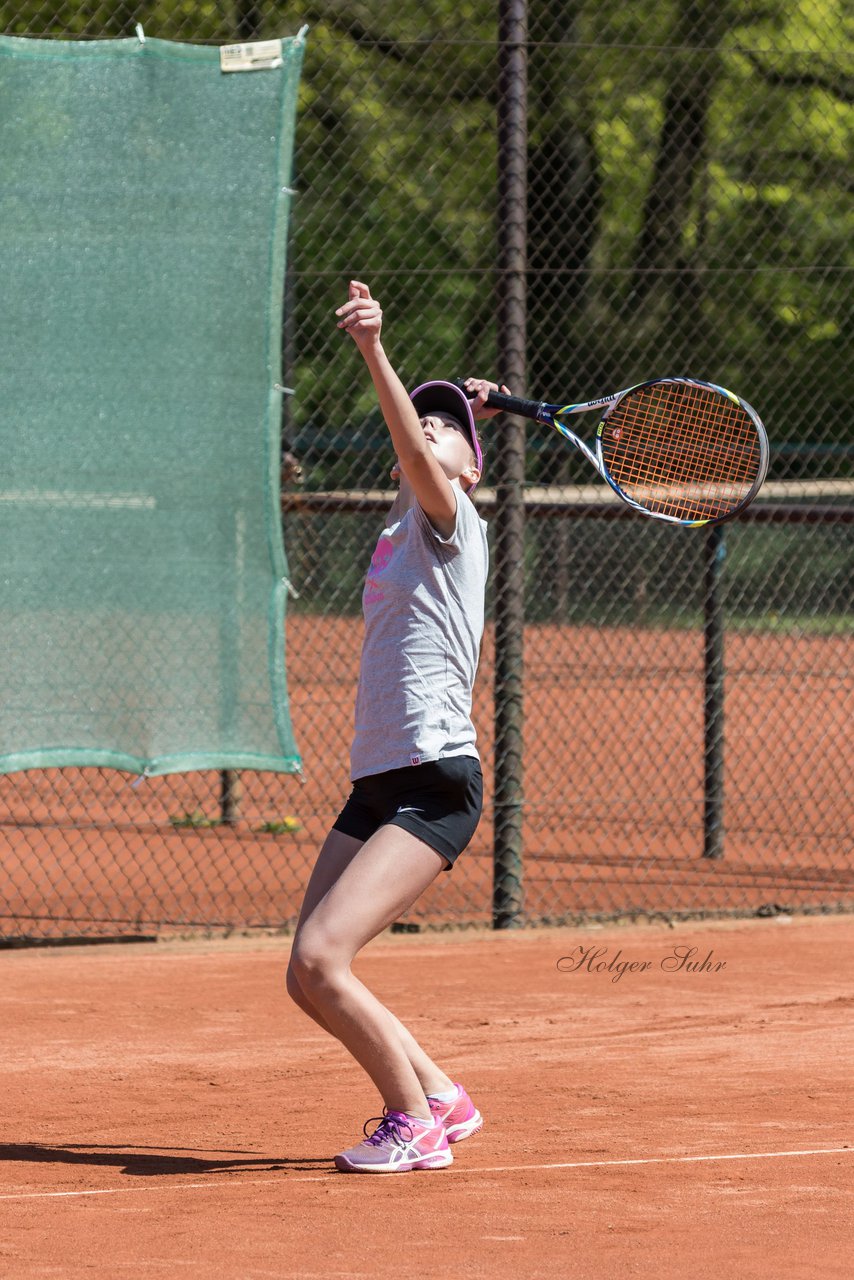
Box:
[454,376,769,525]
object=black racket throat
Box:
[451,380,549,422]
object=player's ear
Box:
[461,461,481,493]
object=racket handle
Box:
[451,379,547,422]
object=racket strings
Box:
[600,384,762,520]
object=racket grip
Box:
[451,379,546,421]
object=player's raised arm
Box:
[335,281,476,535]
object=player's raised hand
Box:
[463,378,512,420]
[335,280,383,354]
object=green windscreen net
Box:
[0,33,305,776]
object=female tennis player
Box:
[286,280,505,1174]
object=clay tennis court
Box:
[2,914,852,1277]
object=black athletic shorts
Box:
[332,756,483,871]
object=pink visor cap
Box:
[410,380,483,487]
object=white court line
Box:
[463,1146,853,1175]
[0,1146,850,1202]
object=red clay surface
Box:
[1,617,851,937]
[2,915,852,1278]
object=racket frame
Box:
[458,377,769,526]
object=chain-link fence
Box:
[1,2,852,940]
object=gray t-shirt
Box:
[350,486,489,780]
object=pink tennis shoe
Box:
[334,1110,452,1174]
[426,1083,483,1143]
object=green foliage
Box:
[281,0,852,486]
[256,816,302,833]
[169,809,217,829]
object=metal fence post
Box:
[702,523,726,859]
[217,0,263,832]
[492,0,528,928]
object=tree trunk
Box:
[631,0,731,317]
[526,0,601,395]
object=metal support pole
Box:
[492,0,528,928]
[702,523,725,859]
[219,0,263,829]
[219,509,245,828]
[220,768,242,827]
[234,0,262,41]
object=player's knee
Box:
[288,933,340,995]
[285,962,310,1011]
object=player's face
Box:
[419,413,477,483]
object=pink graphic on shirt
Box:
[364,536,394,605]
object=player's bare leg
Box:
[287,826,452,1119]
[287,829,454,1096]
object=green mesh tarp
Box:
[0,33,304,776]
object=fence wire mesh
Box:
[1,1,852,939]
